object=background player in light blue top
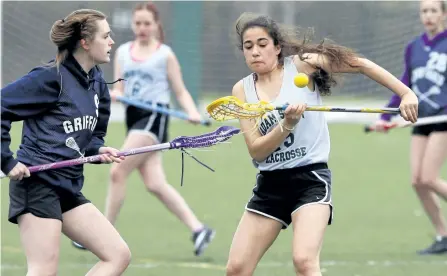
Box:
[225,12,418,276]
[72,2,215,256]
[373,0,447,255]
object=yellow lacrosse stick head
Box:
[206,96,275,121]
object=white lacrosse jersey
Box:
[115,41,172,104]
[243,55,331,171]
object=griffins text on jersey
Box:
[63,94,100,134]
[63,115,97,134]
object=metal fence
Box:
[2,1,423,101]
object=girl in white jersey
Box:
[225,13,418,276]
[73,2,215,256]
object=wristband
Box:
[280,119,295,131]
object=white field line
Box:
[1,259,446,271]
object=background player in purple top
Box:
[1,9,132,275]
[373,0,447,255]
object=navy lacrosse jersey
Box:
[1,54,111,193]
[382,30,447,121]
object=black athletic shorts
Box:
[246,163,333,229]
[412,122,447,136]
[125,104,170,143]
[8,174,90,224]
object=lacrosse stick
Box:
[364,114,447,133]
[206,96,400,122]
[65,137,84,157]
[0,126,239,181]
[116,96,212,126]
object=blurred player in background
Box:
[1,9,131,275]
[372,0,447,255]
[72,2,215,256]
[225,12,418,276]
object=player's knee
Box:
[226,259,250,276]
[108,242,132,271]
[110,165,127,184]
[116,242,132,265]
[411,174,421,187]
[28,262,58,276]
[27,251,59,276]
[145,181,164,195]
[412,179,423,189]
[293,253,319,276]
[142,170,167,195]
[420,175,437,187]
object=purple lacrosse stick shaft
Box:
[0,126,240,178]
[26,143,172,174]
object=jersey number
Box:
[427,52,447,73]
[274,133,294,152]
[131,81,141,97]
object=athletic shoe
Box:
[192,226,216,256]
[72,240,87,250]
[417,237,447,255]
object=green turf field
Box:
[2,121,446,275]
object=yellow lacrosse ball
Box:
[294,73,309,88]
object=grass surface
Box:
[2,121,446,275]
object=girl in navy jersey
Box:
[74,2,215,256]
[373,0,447,255]
[225,13,418,276]
[1,9,131,275]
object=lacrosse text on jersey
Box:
[63,115,98,134]
[266,146,307,164]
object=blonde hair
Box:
[49,9,107,68]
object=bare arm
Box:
[233,81,301,162]
[167,51,201,118]
[295,53,418,122]
[381,42,412,121]
[296,54,412,98]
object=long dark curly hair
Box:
[234,12,361,95]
